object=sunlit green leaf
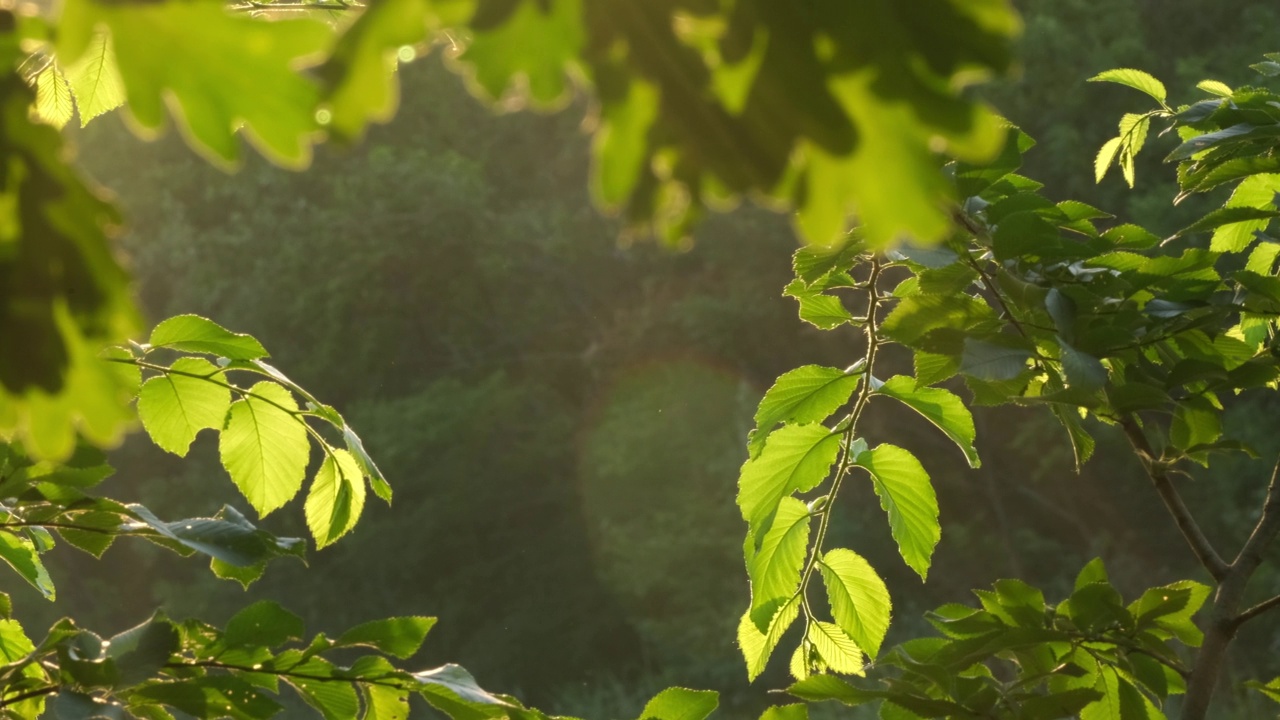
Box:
[0,531,54,600]
[874,376,978,467]
[748,365,861,458]
[63,31,125,126]
[337,616,435,659]
[818,548,891,659]
[304,448,367,549]
[738,424,840,546]
[806,621,863,675]
[148,315,268,360]
[58,0,331,167]
[746,498,810,630]
[854,444,939,580]
[137,357,231,457]
[738,594,800,681]
[219,381,309,516]
[1088,69,1167,104]
[637,687,719,720]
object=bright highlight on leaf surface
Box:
[737,424,840,547]
[746,498,810,630]
[854,444,939,580]
[818,549,891,659]
[305,448,368,548]
[749,365,861,458]
[219,382,310,516]
[137,357,231,456]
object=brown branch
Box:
[1234,593,1280,628]
[1119,416,1229,581]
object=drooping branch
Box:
[1119,416,1229,581]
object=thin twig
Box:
[1233,593,1280,628]
[1119,416,1229,581]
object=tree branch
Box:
[1119,416,1229,581]
[1234,593,1280,628]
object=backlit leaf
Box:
[748,365,861,458]
[63,31,125,126]
[137,357,231,457]
[149,315,268,360]
[854,444,939,579]
[304,448,367,549]
[738,594,800,681]
[806,621,863,675]
[874,376,978,467]
[1088,69,1167,104]
[747,498,810,630]
[637,687,719,720]
[738,424,840,546]
[818,548,891,659]
[219,382,309,516]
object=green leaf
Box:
[738,424,841,546]
[1088,69,1167,104]
[1170,396,1221,454]
[1059,341,1108,392]
[1175,206,1280,239]
[284,658,360,720]
[853,444,939,580]
[32,61,74,129]
[1096,137,1123,183]
[0,530,54,600]
[748,365,861,458]
[63,31,125,126]
[224,600,304,649]
[637,687,719,720]
[792,240,865,285]
[1196,79,1233,97]
[58,0,332,167]
[874,376,979,467]
[318,0,428,143]
[337,616,435,659]
[343,425,391,504]
[787,674,879,705]
[137,357,231,457]
[882,295,995,346]
[960,338,1032,381]
[0,618,35,662]
[107,614,179,687]
[784,280,854,330]
[219,381,309,516]
[304,448,367,549]
[1149,580,1210,646]
[738,594,800,680]
[758,704,807,720]
[148,315,268,360]
[1246,677,1280,705]
[127,503,305,573]
[1210,173,1280,253]
[817,548,891,659]
[806,621,863,675]
[747,498,811,630]
[363,683,412,720]
[133,676,283,720]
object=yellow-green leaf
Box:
[137,356,230,457]
[817,548,891,659]
[854,444,939,580]
[304,448,367,549]
[219,382,309,516]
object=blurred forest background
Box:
[15,0,1280,717]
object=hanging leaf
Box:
[149,315,268,360]
[219,382,309,516]
[738,594,800,681]
[748,365,862,458]
[874,376,978,467]
[817,549,891,659]
[738,424,841,546]
[854,444,940,580]
[136,356,231,457]
[304,448,367,549]
[637,687,719,720]
[746,498,811,630]
[63,31,125,126]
